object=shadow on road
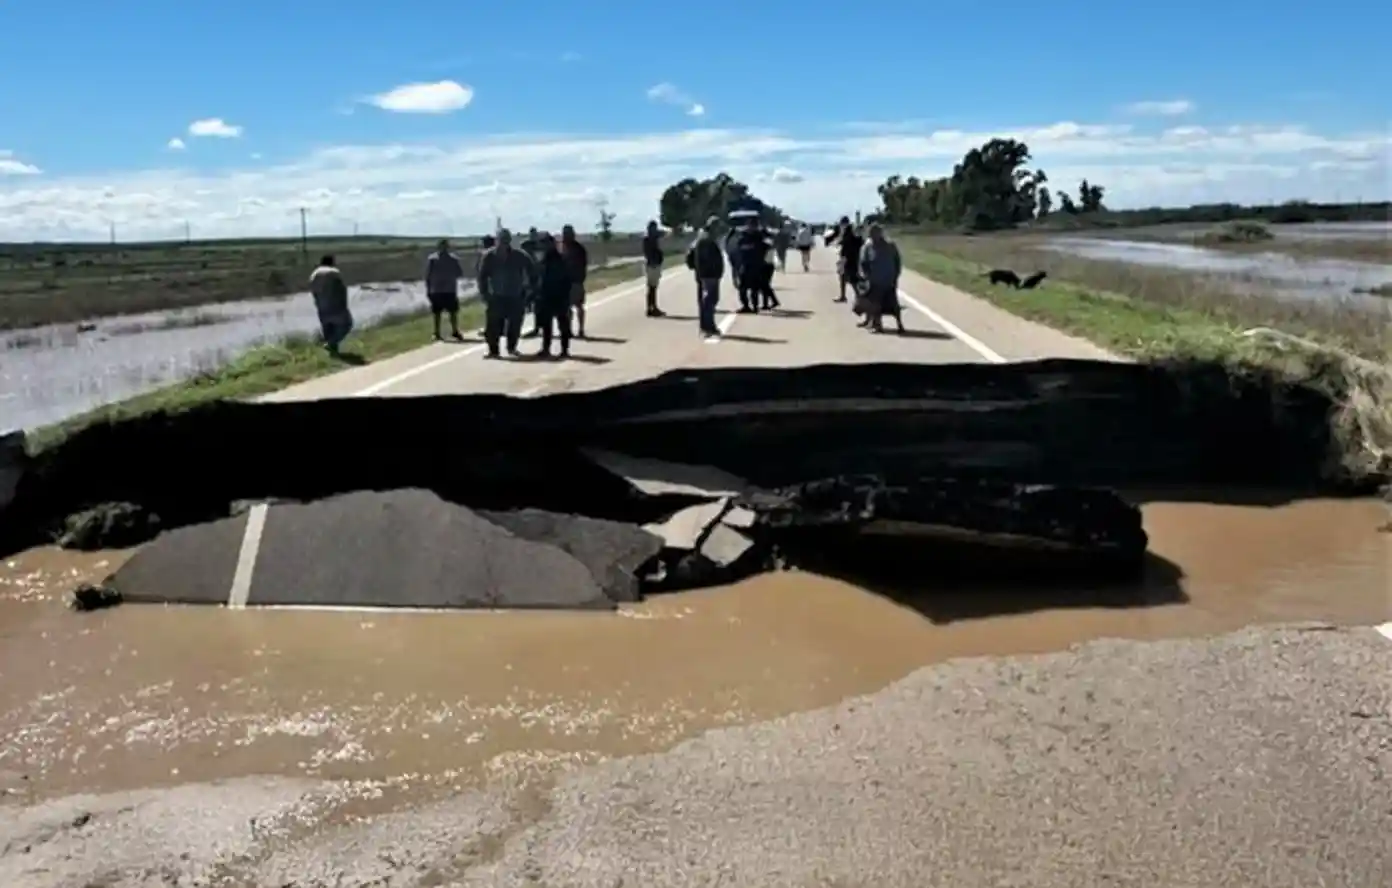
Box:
[721,334,788,345]
[892,328,954,341]
[579,335,628,345]
[330,352,370,366]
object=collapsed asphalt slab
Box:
[0,358,1372,611]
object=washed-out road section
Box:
[3,251,1389,888]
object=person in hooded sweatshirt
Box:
[686,220,725,337]
[309,254,353,356]
[534,232,573,358]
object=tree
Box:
[867,138,1068,231]
[1036,186,1053,219]
[1058,192,1078,214]
[597,209,615,241]
[656,172,786,232]
[1079,180,1106,213]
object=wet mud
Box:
[0,494,1386,804]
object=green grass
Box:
[898,244,1265,364]
[25,260,656,454]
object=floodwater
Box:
[1,493,1387,805]
[1043,236,1392,306]
[0,259,642,434]
[0,280,447,433]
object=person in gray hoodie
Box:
[476,228,538,358]
[858,223,907,334]
[424,239,466,342]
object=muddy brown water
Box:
[1,494,1387,806]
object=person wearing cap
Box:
[424,238,466,341]
[534,231,573,358]
[640,220,666,317]
[476,227,537,358]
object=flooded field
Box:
[2,492,1387,805]
[0,279,437,432]
[1042,235,1392,305]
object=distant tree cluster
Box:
[869,136,1390,232]
[658,173,788,232]
[870,138,1105,231]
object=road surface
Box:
[4,250,1389,888]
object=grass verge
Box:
[24,260,660,454]
[897,238,1392,486]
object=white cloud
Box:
[0,117,1386,242]
[647,82,706,118]
[0,150,41,176]
[166,137,186,151]
[367,80,474,114]
[1125,99,1195,116]
[188,118,243,138]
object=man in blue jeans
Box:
[686,221,725,337]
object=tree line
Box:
[870,137,1389,231]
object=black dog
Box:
[1019,271,1048,290]
[985,269,1021,287]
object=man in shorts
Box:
[423,239,465,341]
[641,219,666,317]
[559,224,589,339]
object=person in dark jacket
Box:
[641,220,666,317]
[534,232,573,358]
[559,224,589,339]
[687,222,725,337]
[424,239,466,341]
[476,228,537,358]
[824,217,863,303]
[735,221,778,312]
[519,226,544,338]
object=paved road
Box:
[5,249,1389,888]
[263,247,1115,405]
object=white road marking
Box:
[1377,623,1392,642]
[222,267,682,609]
[354,269,682,397]
[896,288,1007,364]
[705,310,740,344]
[226,502,269,608]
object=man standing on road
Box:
[476,228,537,358]
[309,254,353,357]
[860,223,907,334]
[559,224,589,339]
[794,223,814,271]
[723,225,743,296]
[824,217,863,303]
[641,220,666,317]
[772,224,791,272]
[424,239,466,342]
[534,232,573,359]
[689,221,725,337]
[520,226,545,338]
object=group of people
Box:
[683,218,818,337]
[306,213,905,360]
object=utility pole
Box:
[108,221,116,245]
[352,221,359,237]
[299,207,308,257]
[184,220,191,244]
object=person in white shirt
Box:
[794,225,815,271]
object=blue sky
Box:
[0,0,1386,241]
